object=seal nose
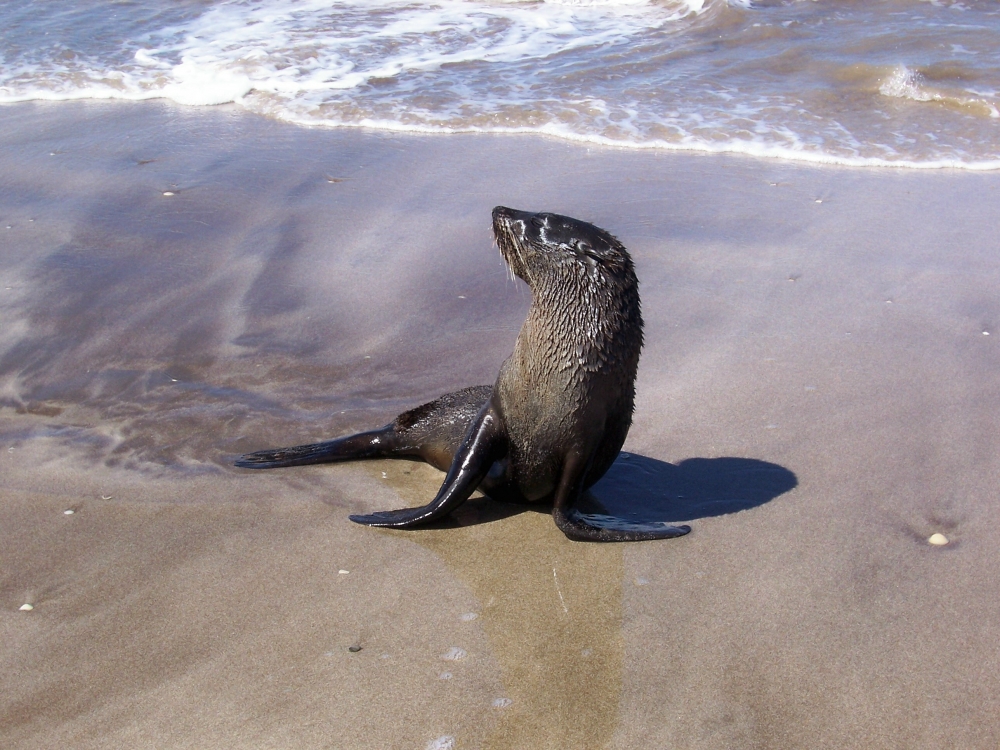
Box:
[493,206,513,222]
[493,206,536,230]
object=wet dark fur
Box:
[490,206,642,502]
[237,207,690,542]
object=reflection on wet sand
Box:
[366,460,625,750]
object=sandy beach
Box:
[2,100,999,749]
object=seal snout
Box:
[492,205,534,231]
[492,205,514,222]
[492,205,523,237]
[492,205,534,284]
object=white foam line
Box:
[4,87,995,170]
[276,111,1000,171]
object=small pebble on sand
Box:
[460,612,478,622]
[162,191,175,196]
[928,533,949,546]
[338,569,350,575]
[19,603,33,611]
[63,509,74,515]
[348,645,362,653]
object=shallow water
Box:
[2,0,999,167]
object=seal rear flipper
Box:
[350,400,508,529]
[554,508,691,542]
[235,426,400,469]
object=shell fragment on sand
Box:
[441,646,467,661]
[928,533,949,546]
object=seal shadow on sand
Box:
[584,453,799,523]
[430,453,798,530]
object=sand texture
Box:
[1,101,999,749]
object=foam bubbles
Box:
[158,59,253,106]
[879,64,1000,121]
[880,65,934,102]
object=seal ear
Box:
[574,239,601,262]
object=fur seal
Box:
[236,206,690,542]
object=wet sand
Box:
[2,100,999,749]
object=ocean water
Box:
[1,0,999,168]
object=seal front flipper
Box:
[349,400,508,529]
[555,509,691,542]
[551,452,691,542]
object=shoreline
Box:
[7,96,1000,172]
[2,99,999,749]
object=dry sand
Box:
[1,100,999,749]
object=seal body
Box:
[491,206,642,504]
[237,207,690,542]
